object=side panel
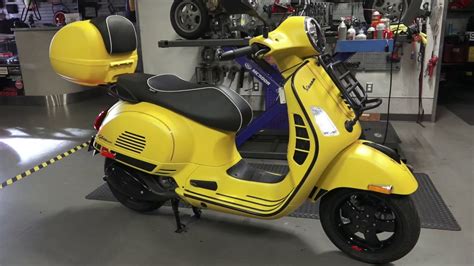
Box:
[177,59,363,219]
[316,140,419,195]
[282,59,362,215]
[95,102,180,172]
[95,101,241,187]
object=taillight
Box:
[100,147,116,159]
[94,110,108,130]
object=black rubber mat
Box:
[86,163,461,231]
[360,121,401,144]
[445,103,474,125]
[440,85,474,125]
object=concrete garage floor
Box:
[0,96,472,265]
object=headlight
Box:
[305,17,326,54]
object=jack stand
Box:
[192,207,202,219]
[171,198,186,233]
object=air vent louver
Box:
[115,131,146,154]
[293,114,310,165]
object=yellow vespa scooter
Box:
[49,8,420,265]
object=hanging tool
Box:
[425,0,443,79]
[21,0,41,23]
[426,55,439,78]
[416,18,426,126]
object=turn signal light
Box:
[94,110,108,130]
[368,185,393,195]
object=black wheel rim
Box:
[174,1,202,33]
[372,0,409,18]
[335,192,398,252]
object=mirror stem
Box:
[263,26,269,38]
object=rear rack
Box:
[318,54,382,132]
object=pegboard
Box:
[347,52,401,71]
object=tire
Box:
[104,159,165,213]
[363,0,410,24]
[319,188,420,264]
[170,0,209,39]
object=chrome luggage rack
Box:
[318,54,382,132]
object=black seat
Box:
[90,15,137,55]
[115,74,253,132]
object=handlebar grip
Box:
[218,46,255,61]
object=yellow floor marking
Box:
[0,141,90,190]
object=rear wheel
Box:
[107,182,164,213]
[319,188,420,264]
[170,0,209,39]
[104,159,165,213]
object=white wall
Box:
[137,0,445,117]
[137,0,199,79]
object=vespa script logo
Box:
[243,63,271,86]
[97,134,112,144]
[303,78,316,91]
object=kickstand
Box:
[192,206,202,219]
[171,198,186,233]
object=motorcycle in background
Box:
[169,0,333,39]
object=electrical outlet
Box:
[366,82,374,93]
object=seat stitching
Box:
[224,87,254,124]
[105,15,138,54]
[158,74,253,122]
[146,75,243,131]
[114,15,138,50]
[105,16,113,55]
[219,88,243,131]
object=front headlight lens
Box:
[305,17,326,54]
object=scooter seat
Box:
[115,73,253,132]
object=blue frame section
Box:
[222,47,286,147]
[232,40,394,147]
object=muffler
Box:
[105,162,176,202]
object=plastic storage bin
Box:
[50,15,138,86]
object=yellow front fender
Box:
[316,140,418,195]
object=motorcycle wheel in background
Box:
[363,0,410,24]
[170,0,209,39]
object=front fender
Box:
[316,140,418,195]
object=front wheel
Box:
[319,188,420,264]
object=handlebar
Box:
[218,45,260,61]
[361,98,383,111]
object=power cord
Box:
[382,5,405,145]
